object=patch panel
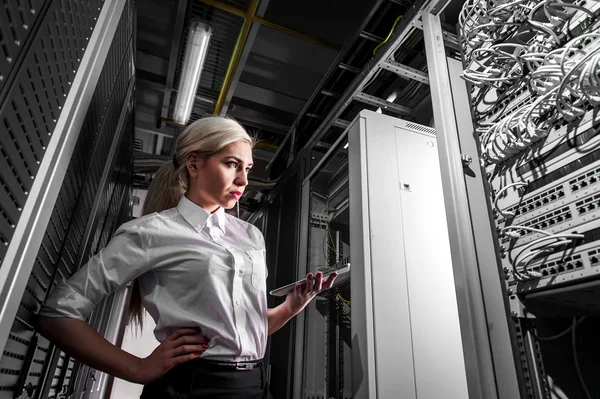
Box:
[487,104,600,178]
[492,149,600,230]
[493,149,600,217]
[500,189,600,247]
[570,168,600,194]
[575,194,600,216]
[503,220,600,290]
[489,122,600,207]
[527,255,584,278]
[587,248,600,266]
[496,166,600,225]
[503,185,566,219]
[484,105,600,167]
[507,240,600,294]
[501,206,573,245]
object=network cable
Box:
[493,181,529,218]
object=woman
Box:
[37,117,337,398]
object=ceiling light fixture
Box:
[172,20,213,125]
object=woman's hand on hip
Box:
[133,328,208,384]
[284,272,337,315]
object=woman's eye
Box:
[227,161,237,168]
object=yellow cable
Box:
[373,15,404,55]
[337,293,351,305]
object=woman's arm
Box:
[267,271,337,335]
[37,316,141,381]
[36,316,208,384]
[267,304,295,336]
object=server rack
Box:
[275,0,600,397]
[0,1,136,398]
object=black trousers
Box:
[140,359,272,399]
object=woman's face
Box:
[186,140,253,212]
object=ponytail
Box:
[127,162,185,328]
[125,116,253,329]
[142,161,185,214]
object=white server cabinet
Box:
[347,110,469,398]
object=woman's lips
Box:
[229,191,242,200]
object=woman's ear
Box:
[186,153,203,177]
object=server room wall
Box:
[460,0,600,397]
[0,1,136,398]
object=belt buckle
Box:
[235,362,253,370]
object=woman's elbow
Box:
[35,314,63,338]
[36,314,51,334]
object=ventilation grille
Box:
[0,0,103,265]
[133,138,143,152]
[405,122,436,136]
[0,0,48,94]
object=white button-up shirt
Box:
[39,196,269,361]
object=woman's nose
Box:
[236,171,248,187]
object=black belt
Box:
[198,358,263,371]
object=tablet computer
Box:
[269,263,351,297]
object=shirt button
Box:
[241,332,246,338]
[238,270,243,275]
[236,300,241,306]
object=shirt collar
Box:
[177,196,226,233]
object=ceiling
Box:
[133,0,439,219]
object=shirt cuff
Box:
[38,284,96,320]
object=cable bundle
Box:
[459,0,600,287]
[479,34,600,163]
[460,0,599,163]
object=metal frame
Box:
[0,0,126,357]
[354,92,412,115]
[380,59,430,84]
[292,182,311,399]
[446,57,523,399]
[268,0,429,168]
[422,11,497,399]
[266,0,389,170]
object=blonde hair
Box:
[128,117,254,327]
[142,116,254,215]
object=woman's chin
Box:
[223,199,238,210]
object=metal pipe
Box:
[198,0,340,50]
[253,15,340,49]
[212,0,260,116]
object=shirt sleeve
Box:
[38,222,149,320]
